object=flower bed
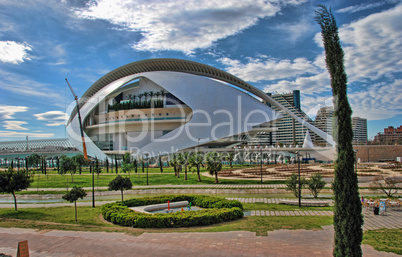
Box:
[101,195,244,228]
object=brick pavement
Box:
[0,226,398,257]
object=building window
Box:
[159,113,162,116]
[166,113,169,116]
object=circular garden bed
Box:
[101,195,244,228]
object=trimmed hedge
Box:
[101,195,244,228]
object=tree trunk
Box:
[197,165,201,182]
[71,173,74,183]
[79,165,82,175]
[74,201,77,222]
[184,164,187,180]
[214,171,219,183]
[121,189,124,202]
[12,191,17,211]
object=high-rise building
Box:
[314,106,334,146]
[352,117,368,144]
[267,90,315,146]
[374,126,402,145]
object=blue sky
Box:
[0,0,401,141]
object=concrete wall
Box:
[354,145,402,162]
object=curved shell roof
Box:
[68,58,255,124]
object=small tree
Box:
[182,153,191,181]
[308,173,326,198]
[0,167,32,211]
[205,152,222,183]
[62,186,87,222]
[370,175,399,197]
[60,156,77,183]
[225,153,235,168]
[189,152,204,182]
[285,173,307,198]
[121,153,133,176]
[109,175,133,202]
[27,153,41,170]
[73,154,87,175]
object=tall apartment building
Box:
[314,106,334,146]
[352,117,368,144]
[267,90,315,146]
[374,126,402,145]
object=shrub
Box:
[285,173,307,198]
[101,195,243,228]
[308,173,326,198]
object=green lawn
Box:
[363,229,402,255]
[27,172,283,189]
[0,206,333,236]
[0,202,399,254]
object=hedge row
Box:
[101,195,244,228]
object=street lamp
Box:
[260,146,263,183]
[92,157,96,208]
[354,149,358,173]
[145,153,149,185]
[295,151,302,207]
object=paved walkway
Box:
[227,197,334,204]
[0,226,398,257]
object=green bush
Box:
[101,195,243,228]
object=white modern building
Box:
[66,59,335,160]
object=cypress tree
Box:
[315,6,363,257]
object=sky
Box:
[0,0,401,142]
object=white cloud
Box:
[263,72,331,94]
[0,105,29,120]
[348,79,402,120]
[3,121,28,130]
[0,131,54,138]
[338,4,401,83]
[34,110,68,126]
[219,56,319,82]
[274,18,314,43]
[336,1,399,14]
[0,41,32,64]
[74,0,307,54]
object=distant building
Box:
[374,126,402,145]
[352,117,368,144]
[266,90,316,146]
[314,106,334,146]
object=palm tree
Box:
[155,91,161,103]
[160,90,166,107]
[149,91,154,107]
[169,154,178,177]
[189,152,204,182]
[182,153,191,180]
[138,93,144,107]
[225,153,235,168]
[176,153,185,178]
[143,92,149,102]
[205,152,222,183]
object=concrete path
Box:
[0,226,397,257]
